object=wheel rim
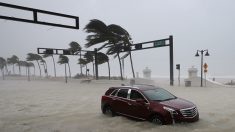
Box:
[152,116,162,125]
[105,106,112,116]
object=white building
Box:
[143,67,151,79]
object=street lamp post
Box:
[195,49,209,87]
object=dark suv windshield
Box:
[143,88,176,101]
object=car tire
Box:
[151,114,164,125]
[102,105,115,117]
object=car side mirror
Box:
[136,99,146,105]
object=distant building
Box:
[188,66,198,78]
[185,66,201,87]
[143,67,151,79]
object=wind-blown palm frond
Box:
[85,35,109,48]
[26,53,43,77]
[84,52,94,63]
[84,19,109,34]
[78,58,88,65]
[0,57,6,70]
[96,52,109,65]
[108,24,131,39]
[68,41,81,54]
[42,54,52,58]
[58,55,68,64]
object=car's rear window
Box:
[117,89,128,98]
[111,89,118,96]
[105,88,116,96]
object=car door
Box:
[128,90,150,119]
[112,88,130,114]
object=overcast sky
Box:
[0,0,235,79]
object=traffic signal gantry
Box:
[0,2,79,29]
[37,35,174,85]
[120,35,174,86]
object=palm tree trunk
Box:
[5,65,8,75]
[44,61,48,78]
[27,66,30,81]
[13,64,15,74]
[122,59,124,78]
[33,65,35,77]
[1,69,5,80]
[25,66,27,76]
[51,56,56,77]
[65,64,67,83]
[107,61,110,80]
[36,60,41,77]
[85,64,88,77]
[129,51,135,78]
[80,50,83,75]
[117,52,123,80]
[92,62,95,78]
[18,63,21,75]
[68,63,71,78]
[42,62,46,77]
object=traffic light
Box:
[176,64,180,70]
[135,44,142,50]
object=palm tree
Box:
[0,57,6,80]
[13,55,20,75]
[43,54,56,77]
[7,55,19,75]
[25,61,31,81]
[68,41,82,75]
[120,40,135,78]
[97,52,110,80]
[28,62,35,77]
[83,51,94,77]
[4,63,9,75]
[26,53,42,77]
[40,59,48,78]
[78,58,89,77]
[7,58,13,74]
[18,61,31,81]
[1,57,7,79]
[18,61,26,76]
[84,19,134,80]
[58,55,69,83]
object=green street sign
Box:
[154,40,165,47]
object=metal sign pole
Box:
[94,48,98,80]
[169,35,174,86]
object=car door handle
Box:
[128,102,132,106]
[112,98,116,101]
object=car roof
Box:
[113,84,159,91]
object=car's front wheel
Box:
[151,114,164,125]
[102,105,115,117]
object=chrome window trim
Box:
[127,89,131,99]
[110,87,150,104]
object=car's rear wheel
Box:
[151,115,164,125]
[102,105,115,117]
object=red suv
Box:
[101,85,199,125]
